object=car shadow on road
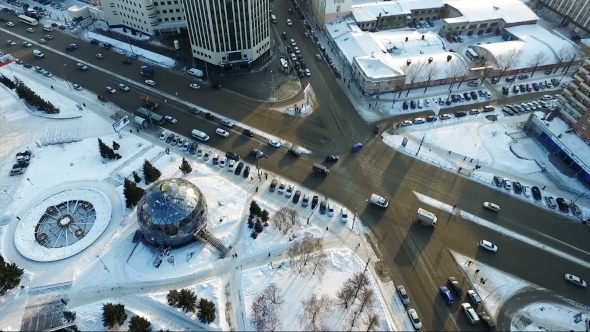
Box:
[393,222,435,267]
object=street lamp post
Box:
[3,189,13,201]
[61,64,72,90]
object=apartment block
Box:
[101,0,186,35]
[557,57,590,143]
[533,0,590,37]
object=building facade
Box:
[557,57,590,143]
[351,0,443,32]
[532,0,590,38]
[101,0,186,35]
[303,0,353,26]
[184,0,271,68]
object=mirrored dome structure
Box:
[137,178,208,248]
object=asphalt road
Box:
[1,11,589,331]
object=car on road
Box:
[482,202,500,212]
[401,120,413,126]
[6,22,14,27]
[439,286,454,304]
[118,83,130,91]
[226,151,240,161]
[6,40,16,46]
[216,128,229,137]
[105,86,116,94]
[97,95,108,102]
[269,139,281,148]
[76,63,89,70]
[164,115,178,124]
[96,53,104,59]
[305,69,311,76]
[38,38,47,44]
[90,38,99,44]
[564,274,587,288]
[189,83,201,89]
[290,39,296,46]
[397,285,410,305]
[145,80,156,86]
[326,155,339,162]
[479,312,496,332]
[67,43,78,51]
[315,54,322,60]
[33,50,44,58]
[26,27,35,33]
[122,59,133,65]
[479,240,498,252]
[73,84,83,91]
[448,277,463,296]
[407,308,422,330]
[23,41,32,47]
[220,119,234,128]
[352,143,363,152]
[531,186,542,200]
[117,50,126,55]
[288,148,301,157]
[287,18,293,26]
[467,289,482,304]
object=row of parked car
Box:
[501,98,554,116]
[492,176,582,215]
[402,89,492,110]
[400,106,496,126]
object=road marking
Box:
[413,191,590,270]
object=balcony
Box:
[579,65,590,75]
[559,109,577,124]
[574,72,587,82]
[576,90,590,104]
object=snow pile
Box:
[511,302,590,331]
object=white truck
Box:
[415,208,437,227]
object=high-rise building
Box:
[556,57,590,144]
[533,0,590,37]
[101,0,186,35]
[183,0,271,68]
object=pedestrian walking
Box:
[470,158,473,162]
[255,187,258,192]
[268,253,270,257]
[136,128,139,133]
[129,130,132,133]
[265,172,268,179]
[448,151,451,154]
[82,103,86,107]
[475,269,480,274]
[542,186,546,190]
[463,156,467,161]
[326,226,329,231]
[453,205,457,209]
[468,260,473,266]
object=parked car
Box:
[545,196,557,209]
[513,181,523,194]
[531,186,542,200]
[407,308,422,330]
[448,277,463,296]
[397,285,410,305]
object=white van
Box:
[280,58,289,69]
[271,14,277,23]
[187,68,204,78]
[191,129,209,142]
[370,194,389,208]
[461,303,480,324]
[43,24,53,32]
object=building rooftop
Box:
[352,0,444,11]
[355,53,404,79]
[443,0,539,25]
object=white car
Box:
[6,40,16,46]
[315,53,322,60]
[564,274,587,288]
[285,185,294,198]
[73,84,83,91]
[177,137,186,148]
[215,128,229,137]
[117,50,126,55]
[118,83,130,91]
[190,83,200,89]
[341,208,349,223]
[96,53,104,59]
[401,120,413,126]
[305,69,311,76]
[105,86,116,94]
[164,115,178,124]
[33,50,44,58]
[278,181,286,194]
[23,41,32,47]
[413,118,425,124]
[522,186,531,197]
[6,22,14,27]
[145,80,156,86]
[479,240,498,252]
[294,46,300,54]
[397,285,410,305]
[407,308,422,330]
[227,159,235,171]
[44,34,53,40]
[26,28,35,33]
[286,19,293,26]
[76,63,89,70]
[290,39,296,46]
[482,202,500,212]
[159,131,169,140]
[43,71,53,78]
[503,179,512,190]
[440,113,451,120]
[485,91,492,98]
[219,157,227,167]
[269,139,281,148]
[38,38,46,44]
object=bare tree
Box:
[445,59,468,90]
[271,207,292,233]
[479,59,496,86]
[363,313,381,332]
[496,47,524,78]
[299,294,332,331]
[404,59,427,97]
[349,288,376,328]
[309,250,328,278]
[263,283,283,307]
[527,51,548,77]
[250,288,282,332]
[287,234,323,274]
[285,208,299,226]
[560,45,582,73]
[336,282,356,309]
[422,62,440,92]
[351,272,369,299]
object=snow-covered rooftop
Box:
[355,54,403,79]
[373,30,446,56]
[352,2,410,22]
[352,0,444,11]
[474,25,577,69]
[444,0,539,25]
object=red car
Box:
[97,95,109,102]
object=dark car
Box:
[448,277,463,296]
[243,165,250,178]
[426,115,437,122]
[454,111,467,117]
[189,143,197,155]
[519,84,525,92]
[505,76,515,82]
[463,92,471,101]
[326,155,339,162]
[470,91,478,100]
[532,83,540,91]
[226,151,240,161]
[439,286,454,304]
[479,312,496,332]
[518,74,529,80]
[234,162,244,175]
[352,143,363,152]
[410,100,416,109]
[165,134,174,143]
[311,195,319,209]
[90,39,99,44]
[531,186,542,200]
[493,176,503,187]
[319,200,327,214]
[502,86,509,95]
[403,101,408,110]
[101,42,112,49]
[97,95,108,102]
[288,148,301,157]
[513,181,523,194]
[122,58,132,65]
[512,85,519,94]
[502,107,514,116]
[292,190,301,203]
[242,129,254,137]
[556,198,569,212]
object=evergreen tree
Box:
[197,298,216,324]
[260,210,270,223]
[128,315,151,332]
[166,289,181,307]
[249,201,261,217]
[101,303,127,329]
[112,141,120,151]
[0,75,15,89]
[254,220,263,233]
[179,158,192,174]
[124,178,145,209]
[133,171,142,183]
[98,139,110,159]
[62,311,77,324]
[247,215,255,229]
[0,255,24,295]
[143,160,161,184]
[178,288,197,313]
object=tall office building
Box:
[184,0,271,68]
[533,0,590,37]
[101,0,186,35]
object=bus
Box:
[18,15,39,26]
[465,47,479,61]
[136,107,164,125]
